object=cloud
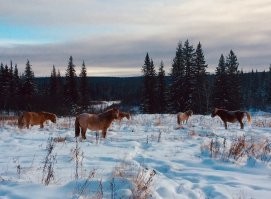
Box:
[0,0,270,76]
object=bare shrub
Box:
[70,138,85,180]
[112,161,156,199]
[42,137,57,185]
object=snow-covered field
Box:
[0,113,271,199]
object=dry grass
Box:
[0,115,18,126]
[202,135,271,164]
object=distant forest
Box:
[1,40,271,115]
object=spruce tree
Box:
[22,59,37,110]
[168,42,185,113]
[156,61,166,113]
[79,61,90,110]
[194,42,208,113]
[225,50,242,109]
[64,56,78,107]
[50,65,57,97]
[140,53,157,113]
[212,54,228,109]
[183,39,196,111]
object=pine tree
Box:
[225,50,242,109]
[194,42,208,113]
[156,61,166,113]
[64,56,78,107]
[168,42,185,113]
[79,61,90,110]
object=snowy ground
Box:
[0,113,271,199]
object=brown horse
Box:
[18,111,57,129]
[177,110,193,125]
[75,108,119,139]
[211,108,252,129]
[117,111,131,122]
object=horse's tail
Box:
[177,114,180,125]
[245,112,252,124]
[75,116,81,137]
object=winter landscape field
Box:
[0,112,271,199]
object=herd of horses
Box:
[16,108,252,139]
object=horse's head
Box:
[186,110,193,116]
[50,114,57,123]
[111,108,119,119]
[126,113,131,120]
[211,108,218,117]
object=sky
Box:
[0,0,271,77]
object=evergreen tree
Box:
[156,61,166,113]
[140,53,157,113]
[12,64,21,111]
[183,39,196,111]
[168,42,185,113]
[194,42,208,113]
[267,66,271,106]
[79,61,90,110]
[225,50,242,109]
[64,56,78,107]
[21,59,37,110]
[212,54,228,109]
[49,65,58,97]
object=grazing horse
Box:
[117,111,131,122]
[18,111,57,129]
[177,110,193,125]
[75,108,119,139]
[211,108,252,129]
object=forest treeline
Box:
[0,40,271,115]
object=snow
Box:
[0,113,271,199]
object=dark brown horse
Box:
[177,110,193,125]
[75,108,119,139]
[18,111,57,129]
[211,108,252,129]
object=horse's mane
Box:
[98,108,118,120]
[185,110,193,116]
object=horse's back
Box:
[77,113,100,130]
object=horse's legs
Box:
[40,122,44,128]
[223,121,227,129]
[81,128,87,140]
[238,119,244,129]
[102,129,107,138]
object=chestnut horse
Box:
[18,111,57,129]
[75,108,119,139]
[117,111,131,122]
[177,110,193,125]
[211,108,252,129]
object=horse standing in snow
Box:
[177,110,193,125]
[75,108,119,139]
[211,108,252,129]
[18,111,57,129]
